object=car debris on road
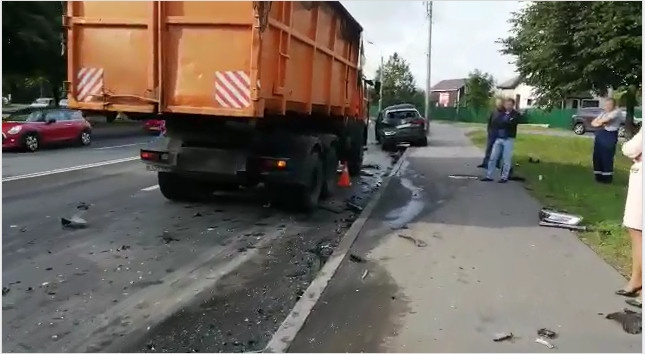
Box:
[492,332,513,342]
[539,208,587,231]
[606,308,642,334]
[398,234,428,248]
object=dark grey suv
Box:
[375,104,427,149]
[571,107,641,137]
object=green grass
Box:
[468,129,632,275]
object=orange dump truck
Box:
[65,1,374,210]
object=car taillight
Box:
[412,119,425,127]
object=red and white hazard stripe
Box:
[76,67,104,102]
[215,71,251,109]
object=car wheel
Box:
[79,130,92,146]
[573,123,585,135]
[618,126,626,138]
[23,133,40,152]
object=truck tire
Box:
[320,146,338,199]
[297,151,323,211]
[347,122,364,177]
[158,172,212,201]
[270,151,323,212]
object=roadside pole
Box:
[424,1,433,128]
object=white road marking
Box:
[141,184,159,192]
[93,143,146,150]
[2,156,140,182]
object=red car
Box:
[2,108,92,152]
[144,119,165,135]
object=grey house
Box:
[430,79,466,107]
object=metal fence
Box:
[369,105,642,130]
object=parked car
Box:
[29,97,56,108]
[375,104,427,149]
[571,108,642,137]
[144,119,165,135]
[2,108,92,152]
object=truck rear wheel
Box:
[347,122,364,177]
[268,151,323,212]
[297,151,323,211]
[158,172,212,201]
[320,146,338,199]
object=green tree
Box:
[462,70,495,111]
[3,1,65,104]
[500,1,642,135]
[376,53,418,109]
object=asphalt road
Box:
[2,130,397,352]
[2,135,154,180]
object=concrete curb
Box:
[264,147,411,353]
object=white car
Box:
[30,98,55,108]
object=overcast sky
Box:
[342,1,525,89]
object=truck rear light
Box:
[262,159,288,170]
[141,151,158,161]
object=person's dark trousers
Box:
[593,129,618,183]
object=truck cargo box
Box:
[65,1,365,119]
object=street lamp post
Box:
[366,40,383,113]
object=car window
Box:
[45,110,66,122]
[9,110,43,122]
[386,110,420,120]
[61,110,84,121]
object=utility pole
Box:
[424,1,433,125]
[378,54,383,112]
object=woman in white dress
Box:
[616,127,643,308]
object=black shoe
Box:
[498,179,508,184]
[616,286,642,298]
[480,177,493,182]
[476,163,486,168]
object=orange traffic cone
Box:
[338,162,352,187]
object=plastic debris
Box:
[535,337,555,349]
[349,254,366,263]
[77,202,90,210]
[346,201,363,212]
[398,234,428,248]
[493,332,513,342]
[159,232,179,244]
[361,269,369,280]
[192,212,202,217]
[61,214,88,229]
[528,157,541,164]
[537,328,557,338]
[539,221,587,231]
[539,208,583,226]
[606,308,642,334]
[448,174,479,180]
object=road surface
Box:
[2,128,397,352]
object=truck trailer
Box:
[65,1,372,210]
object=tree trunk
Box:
[624,85,637,139]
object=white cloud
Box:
[342,0,524,88]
